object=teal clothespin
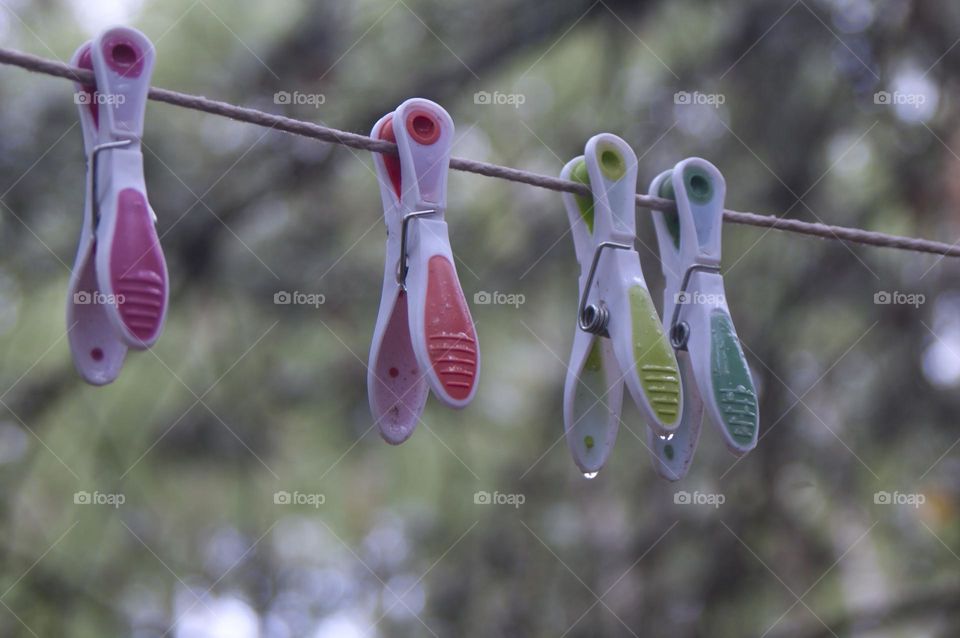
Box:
[648,158,759,480]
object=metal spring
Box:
[579,302,611,334]
[576,240,632,336]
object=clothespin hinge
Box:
[577,240,632,335]
[668,263,721,350]
[88,139,133,231]
[395,208,436,288]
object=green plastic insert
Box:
[628,286,681,426]
[709,310,757,444]
[584,339,603,372]
[572,339,608,463]
[597,146,626,181]
[683,165,712,204]
[657,171,681,250]
[570,160,595,234]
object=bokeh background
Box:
[0,0,959,636]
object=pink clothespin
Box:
[66,27,169,385]
[368,98,480,444]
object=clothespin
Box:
[367,98,480,444]
[559,133,682,475]
[647,158,759,480]
[66,27,168,385]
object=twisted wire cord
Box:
[1,46,958,258]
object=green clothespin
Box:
[559,134,682,476]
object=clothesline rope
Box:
[1,46,959,259]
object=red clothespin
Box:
[368,98,480,443]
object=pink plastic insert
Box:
[424,255,477,401]
[109,188,167,345]
[372,292,428,443]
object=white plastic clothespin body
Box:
[66,27,168,386]
[560,134,682,475]
[647,158,759,480]
[368,98,479,444]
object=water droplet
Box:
[582,471,598,479]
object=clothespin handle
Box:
[560,156,623,474]
[654,159,758,455]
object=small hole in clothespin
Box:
[405,110,441,144]
[600,150,622,173]
[689,174,710,199]
[111,44,137,68]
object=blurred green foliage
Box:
[0,0,958,636]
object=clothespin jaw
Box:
[65,27,168,385]
[651,158,759,457]
[367,111,429,444]
[368,99,479,444]
[559,156,623,474]
[89,27,168,350]
[65,41,127,385]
